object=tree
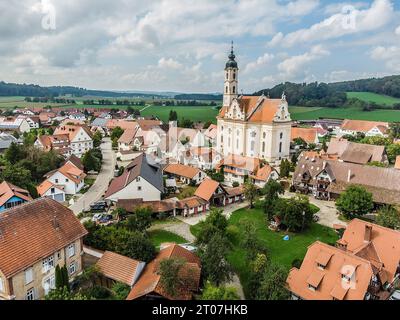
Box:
[4,142,26,164]
[157,258,196,298]
[126,206,153,233]
[244,181,258,209]
[241,220,266,261]
[112,282,131,300]
[255,263,289,300]
[118,230,156,262]
[387,143,400,164]
[198,233,232,285]
[200,281,240,300]
[111,126,124,141]
[196,208,228,246]
[168,110,178,121]
[376,206,400,230]
[1,165,32,189]
[274,196,314,232]
[82,149,101,172]
[55,265,63,289]
[336,185,374,219]
[263,180,284,220]
[279,159,291,178]
[389,122,400,139]
[45,287,87,300]
[92,131,103,148]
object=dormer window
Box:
[317,263,325,270]
[308,284,317,291]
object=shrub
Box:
[226,225,240,242]
[232,181,240,188]
[291,258,303,269]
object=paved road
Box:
[69,138,116,215]
[283,191,347,228]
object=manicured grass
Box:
[140,105,219,124]
[347,92,400,106]
[148,229,188,248]
[289,106,400,122]
[194,207,337,297]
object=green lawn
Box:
[290,106,400,122]
[191,207,337,298]
[148,229,188,248]
[347,92,400,106]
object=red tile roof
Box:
[194,179,221,201]
[0,181,32,207]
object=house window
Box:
[55,179,59,183]
[51,188,55,194]
[43,275,55,295]
[317,263,325,270]
[0,277,4,292]
[42,256,54,273]
[137,186,142,191]
[26,288,35,300]
[262,142,266,152]
[69,262,77,275]
[25,268,33,285]
[65,179,69,182]
[136,177,140,182]
[57,251,62,260]
[68,243,76,258]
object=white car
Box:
[92,213,103,222]
[389,290,400,300]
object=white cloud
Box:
[157,57,183,70]
[323,2,368,15]
[278,45,330,76]
[271,0,394,48]
[243,53,274,74]
[370,45,400,71]
[396,26,400,35]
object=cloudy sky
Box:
[0,0,400,93]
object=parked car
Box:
[389,290,400,300]
[98,214,113,225]
[92,213,103,222]
[313,215,320,222]
[90,201,108,212]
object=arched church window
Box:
[279,142,282,153]
[262,142,265,152]
[233,72,236,80]
[221,135,223,143]
[233,86,236,94]
[250,131,257,138]
[251,141,255,152]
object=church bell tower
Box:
[223,42,238,108]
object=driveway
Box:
[69,138,116,215]
[283,191,346,228]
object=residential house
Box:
[287,219,400,300]
[176,196,209,217]
[292,152,400,205]
[68,112,86,122]
[117,198,178,217]
[163,163,206,185]
[34,134,72,157]
[0,132,22,153]
[224,186,246,205]
[105,119,138,135]
[127,243,201,300]
[0,198,88,300]
[38,112,56,125]
[339,119,389,137]
[249,163,279,188]
[43,162,86,195]
[183,147,222,171]
[327,137,388,165]
[53,125,93,158]
[0,181,33,213]
[36,181,66,202]
[203,124,218,146]
[96,251,145,289]
[105,153,164,202]
[118,127,138,152]
[17,115,40,129]
[194,178,228,207]
[0,117,31,133]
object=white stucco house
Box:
[43,162,86,195]
[104,153,164,202]
[37,180,66,202]
[54,125,93,158]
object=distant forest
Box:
[0,81,163,98]
[174,93,222,100]
[255,75,400,109]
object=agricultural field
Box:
[347,92,400,106]
[289,106,400,122]
[0,96,71,109]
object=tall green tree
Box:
[92,131,103,148]
[200,281,240,300]
[263,180,284,220]
[336,185,374,219]
[243,181,258,209]
[255,263,289,300]
[126,206,153,233]
[274,196,314,232]
[376,206,400,230]
[279,159,291,178]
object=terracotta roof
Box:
[127,243,201,300]
[194,179,222,201]
[164,164,201,180]
[341,219,400,284]
[341,119,389,134]
[63,154,84,171]
[177,196,208,209]
[0,181,32,207]
[106,119,138,131]
[250,164,275,182]
[96,251,144,286]
[287,241,374,300]
[54,124,92,141]
[137,119,162,131]
[118,128,138,144]
[0,198,88,278]
[56,162,86,184]
[291,127,318,144]
[37,180,64,196]
[217,153,260,173]
[225,186,245,197]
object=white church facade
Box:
[216,45,292,164]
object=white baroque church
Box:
[216,45,292,163]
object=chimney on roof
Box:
[52,216,60,230]
[347,169,352,182]
[364,225,372,243]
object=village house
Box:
[43,161,86,195]
[216,46,292,164]
[339,119,389,137]
[36,181,66,203]
[291,127,320,145]
[176,196,210,217]
[163,163,206,186]
[326,137,388,165]
[16,115,40,129]
[35,134,72,157]
[53,124,93,158]
[287,219,400,300]
[249,163,279,188]
[0,117,31,133]
[194,179,229,207]
[126,243,201,300]
[0,132,22,153]
[203,124,218,146]
[68,112,86,122]
[0,198,87,300]
[0,181,33,213]
[292,152,400,206]
[38,112,56,126]
[95,251,146,289]
[105,154,164,202]
[183,147,222,171]
[117,198,178,217]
